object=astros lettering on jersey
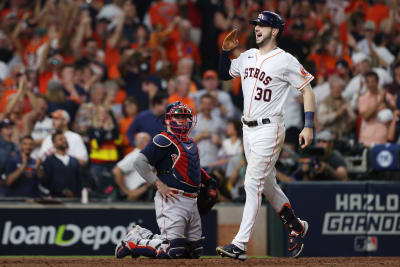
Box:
[229,48,314,120]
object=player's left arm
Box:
[299,84,316,149]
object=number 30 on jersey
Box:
[254,87,272,102]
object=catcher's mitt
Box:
[197,177,218,215]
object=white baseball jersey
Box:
[117,148,148,190]
[39,130,88,162]
[229,48,314,120]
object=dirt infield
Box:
[1,257,400,267]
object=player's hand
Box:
[299,127,313,149]
[155,180,178,203]
[222,29,239,51]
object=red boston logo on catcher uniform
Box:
[300,67,310,77]
[171,154,178,163]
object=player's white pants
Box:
[232,121,290,251]
[155,191,202,241]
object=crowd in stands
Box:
[0,0,400,203]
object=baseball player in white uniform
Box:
[216,11,316,260]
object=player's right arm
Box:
[135,134,178,201]
[219,29,240,81]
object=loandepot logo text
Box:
[1,221,135,250]
[322,193,400,235]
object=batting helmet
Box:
[250,11,285,38]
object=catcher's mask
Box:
[164,102,196,142]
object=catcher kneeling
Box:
[115,102,217,259]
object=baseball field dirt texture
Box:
[1,257,400,266]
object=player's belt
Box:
[171,189,198,199]
[242,118,271,127]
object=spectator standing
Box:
[342,52,392,109]
[22,95,52,159]
[279,21,310,63]
[190,94,225,169]
[165,19,201,73]
[168,75,197,113]
[113,132,152,201]
[39,131,83,198]
[119,96,139,156]
[39,109,88,166]
[219,119,243,179]
[87,105,121,194]
[192,70,236,120]
[122,1,140,43]
[127,92,169,146]
[219,119,242,159]
[4,136,39,197]
[385,61,400,98]
[73,83,106,136]
[119,48,162,111]
[358,71,395,146]
[356,21,379,58]
[0,119,18,177]
[318,75,356,140]
[44,80,81,122]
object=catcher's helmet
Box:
[164,101,196,142]
[250,11,285,38]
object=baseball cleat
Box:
[115,240,139,259]
[288,220,309,258]
[216,244,247,260]
[115,241,132,259]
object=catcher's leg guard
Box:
[115,241,132,259]
[157,238,187,259]
[187,237,204,259]
[131,238,167,258]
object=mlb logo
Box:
[354,236,378,252]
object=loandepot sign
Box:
[1,221,134,250]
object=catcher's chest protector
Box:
[161,132,201,187]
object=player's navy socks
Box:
[278,204,304,234]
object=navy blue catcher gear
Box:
[164,102,196,142]
[250,11,285,38]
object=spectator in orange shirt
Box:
[165,19,201,73]
[308,36,351,83]
[176,57,198,94]
[365,0,389,31]
[119,96,139,156]
[168,75,196,113]
[144,0,178,30]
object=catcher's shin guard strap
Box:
[187,238,204,259]
[166,238,188,259]
[278,204,303,234]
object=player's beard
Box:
[256,30,273,47]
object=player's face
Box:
[171,114,191,126]
[254,24,273,45]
